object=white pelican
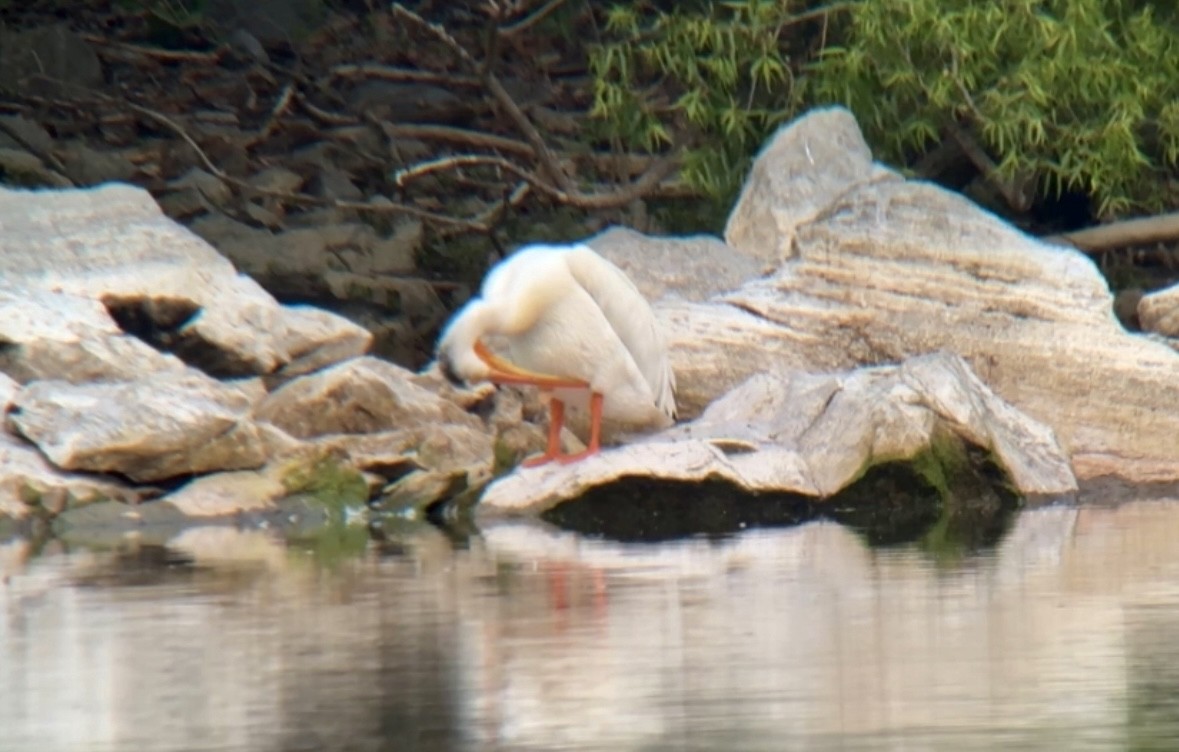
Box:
[437,243,676,466]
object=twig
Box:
[117,98,490,229]
[380,122,535,158]
[81,34,227,64]
[330,64,481,88]
[247,82,295,146]
[392,3,574,191]
[1046,212,1179,255]
[297,94,359,126]
[501,0,568,37]
[396,150,683,210]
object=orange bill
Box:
[474,340,589,389]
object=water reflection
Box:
[4,502,1179,750]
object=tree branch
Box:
[1046,212,1179,255]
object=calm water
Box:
[5,500,1179,751]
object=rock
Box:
[0,433,138,520]
[227,28,270,64]
[0,182,365,378]
[345,81,473,125]
[587,226,770,303]
[479,352,1075,516]
[0,147,70,187]
[724,106,898,262]
[1137,285,1179,337]
[269,305,374,383]
[0,287,188,383]
[249,166,304,195]
[0,24,103,96]
[310,165,363,201]
[58,142,138,185]
[256,356,482,439]
[169,167,233,206]
[578,106,1179,485]
[163,469,287,518]
[205,0,326,46]
[0,372,16,412]
[368,219,421,276]
[8,371,271,482]
[0,115,55,156]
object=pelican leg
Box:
[523,398,566,467]
[556,392,603,464]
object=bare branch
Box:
[330,63,480,88]
[1046,212,1179,255]
[500,0,568,37]
[391,3,574,191]
[396,149,683,210]
[380,122,535,157]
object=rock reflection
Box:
[5,502,1179,749]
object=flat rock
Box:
[0,433,138,520]
[256,356,482,439]
[0,182,367,378]
[582,106,1179,484]
[0,286,188,383]
[1137,285,1179,337]
[162,469,287,518]
[8,371,270,482]
[479,352,1075,515]
[586,226,770,303]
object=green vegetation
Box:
[590,1,811,200]
[589,0,1179,220]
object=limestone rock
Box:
[0,433,138,520]
[0,287,188,383]
[1137,285,1179,337]
[8,371,270,482]
[479,352,1075,516]
[586,226,770,303]
[163,469,287,518]
[0,182,366,378]
[724,106,897,262]
[575,106,1179,484]
[0,372,16,412]
[256,356,481,439]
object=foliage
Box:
[589,0,1179,221]
[808,0,1179,218]
[588,0,815,202]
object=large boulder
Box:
[583,107,1179,485]
[480,352,1076,515]
[0,182,372,379]
[7,371,277,483]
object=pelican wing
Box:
[564,245,676,419]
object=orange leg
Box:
[556,392,604,464]
[523,398,565,467]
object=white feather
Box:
[437,243,676,429]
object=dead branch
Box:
[246,82,295,146]
[81,34,227,64]
[380,122,535,158]
[1047,212,1179,255]
[330,63,481,88]
[395,151,682,210]
[948,53,1032,213]
[297,94,360,127]
[392,3,574,191]
[500,0,569,37]
[390,3,683,212]
[116,97,494,230]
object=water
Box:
[5,500,1179,751]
